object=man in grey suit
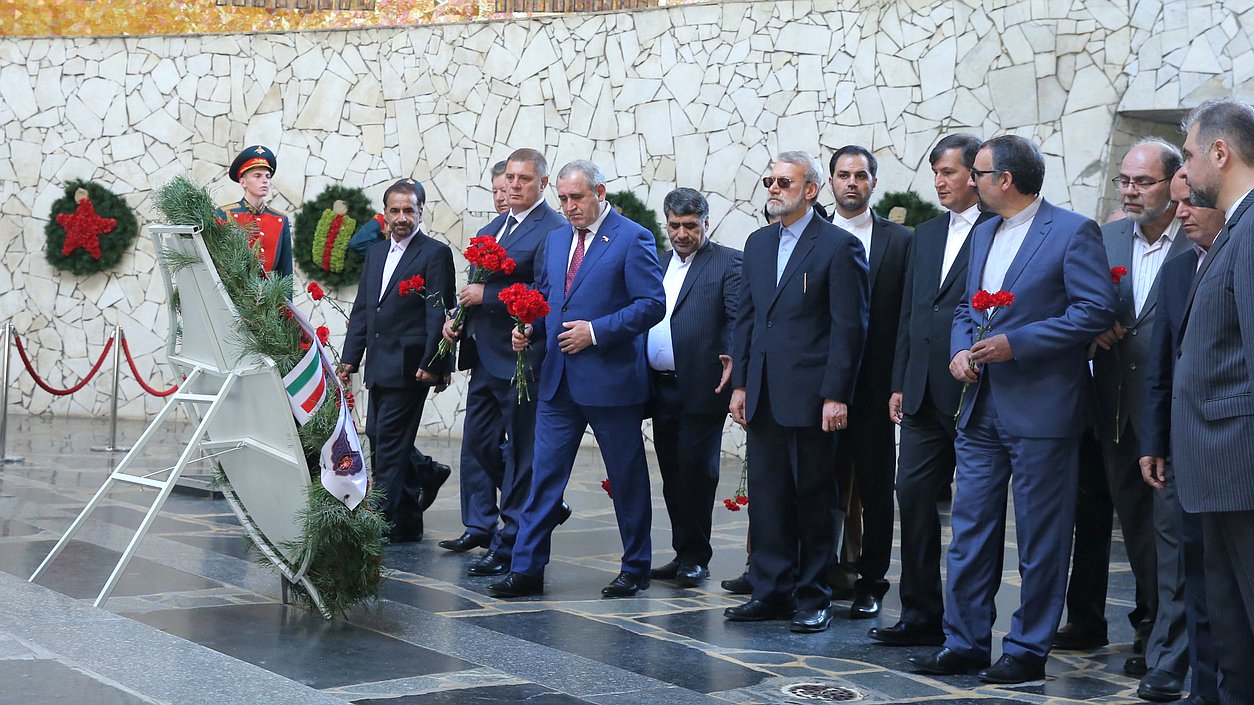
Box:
[1173,98,1254,703]
[647,188,741,588]
[1091,139,1191,683]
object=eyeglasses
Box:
[1111,176,1170,190]
[969,169,997,180]
[762,176,797,190]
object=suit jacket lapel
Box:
[935,214,988,300]
[768,218,818,312]
[1107,220,1135,322]
[564,210,615,300]
[999,202,1054,292]
[672,243,712,313]
[506,205,547,246]
[867,216,889,288]
[967,215,1000,297]
[1134,228,1191,326]
[379,233,425,304]
[1179,190,1254,339]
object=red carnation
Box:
[306,281,326,301]
[398,274,425,296]
[992,291,1015,308]
[298,340,311,352]
[1110,266,1128,284]
[736,495,748,506]
[316,325,330,346]
[601,478,613,498]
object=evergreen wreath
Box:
[607,190,667,256]
[293,185,373,288]
[155,176,387,617]
[872,190,943,228]
[44,180,139,276]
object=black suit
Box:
[342,231,455,535]
[836,213,912,598]
[455,203,564,559]
[648,240,742,569]
[1143,247,1218,699]
[732,212,868,610]
[890,209,988,625]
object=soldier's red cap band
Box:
[236,158,271,179]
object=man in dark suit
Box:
[488,159,665,599]
[439,149,567,580]
[872,134,989,646]
[909,136,1116,683]
[646,188,741,588]
[1171,98,1254,702]
[339,179,455,543]
[826,145,912,618]
[1140,171,1223,705]
[726,151,868,634]
[1090,139,1191,684]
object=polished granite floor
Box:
[0,414,1155,704]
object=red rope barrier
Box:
[14,334,114,396]
[120,336,178,397]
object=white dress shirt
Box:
[981,196,1043,292]
[833,207,874,261]
[565,203,613,345]
[647,250,692,371]
[777,206,815,284]
[379,231,417,301]
[941,203,981,281]
[1130,219,1179,317]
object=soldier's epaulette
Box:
[218,202,243,212]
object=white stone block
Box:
[294,73,350,131]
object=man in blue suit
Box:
[726,151,868,634]
[488,159,665,598]
[909,135,1116,683]
[438,149,568,580]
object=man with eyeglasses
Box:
[909,135,1116,683]
[1063,140,1191,681]
[824,145,913,620]
[725,151,868,634]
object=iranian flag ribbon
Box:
[283,344,328,424]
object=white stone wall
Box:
[0,0,1241,433]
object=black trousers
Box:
[747,380,839,611]
[366,384,430,534]
[834,399,896,597]
[1202,509,1254,704]
[895,388,958,627]
[651,372,723,568]
[1063,429,1123,631]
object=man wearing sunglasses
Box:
[725,152,868,634]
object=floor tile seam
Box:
[346,598,727,700]
[0,635,170,705]
[0,573,352,705]
[318,667,529,697]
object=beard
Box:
[766,191,807,219]
[1190,184,1219,210]
[836,190,869,213]
[1125,199,1173,224]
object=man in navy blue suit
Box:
[488,159,665,599]
[340,179,456,543]
[438,149,568,579]
[909,136,1116,683]
[725,151,868,634]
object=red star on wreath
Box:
[56,197,116,260]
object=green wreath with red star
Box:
[44,180,139,276]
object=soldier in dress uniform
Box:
[219,145,294,278]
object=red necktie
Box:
[565,228,589,294]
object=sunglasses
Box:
[762,176,800,190]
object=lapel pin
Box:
[601,235,609,243]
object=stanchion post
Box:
[91,325,131,454]
[1,322,25,465]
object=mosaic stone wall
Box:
[0,0,1247,436]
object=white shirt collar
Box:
[389,231,417,252]
[1226,188,1253,223]
[951,202,980,227]
[579,202,613,236]
[1132,218,1180,247]
[1002,195,1044,230]
[509,199,543,226]
[834,207,873,231]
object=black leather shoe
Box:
[674,564,709,588]
[868,621,946,646]
[468,550,509,577]
[418,462,452,511]
[849,592,881,619]
[721,571,752,595]
[907,647,988,675]
[601,571,649,598]
[487,572,543,598]
[790,605,834,633]
[650,559,680,580]
[978,654,1046,684]
[1125,656,1148,676]
[438,531,490,552]
[724,599,795,622]
[1137,669,1185,702]
[1052,622,1109,649]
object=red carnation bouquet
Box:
[432,235,518,363]
[1109,266,1128,442]
[498,283,550,403]
[722,458,749,511]
[955,289,1014,425]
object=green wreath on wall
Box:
[293,185,372,289]
[44,180,139,276]
[872,190,943,228]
